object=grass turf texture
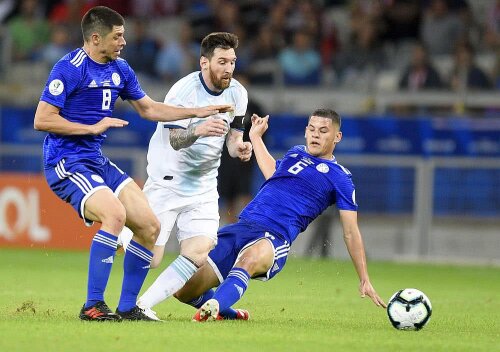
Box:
[0,248,498,352]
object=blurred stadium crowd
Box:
[1,0,500,93]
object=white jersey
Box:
[146,71,248,197]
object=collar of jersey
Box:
[301,145,336,163]
[81,48,112,66]
[198,72,224,96]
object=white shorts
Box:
[143,179,219,247]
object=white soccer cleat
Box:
[136,303,162,321]
[192,299,219,322]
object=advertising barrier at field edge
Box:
[0,173,97,249]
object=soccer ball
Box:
[387,288,432,330]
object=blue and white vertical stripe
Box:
[227,268,250,286]
[275,242,290,260]
[127,241,153,263]
[172,255,197,282]
[54,159,94,194]
[93,230,118,249]
[70,49,87,67]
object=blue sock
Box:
[85,230,117,308]
[118,240,153,312]
[187,289,239,319]
[213,268,250,312]
[187,289,216,309]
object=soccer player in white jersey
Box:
[118,32,252,320]
[33,6,231,321]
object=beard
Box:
[209,68,232,90]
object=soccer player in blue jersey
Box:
[33,6,232,322]
[172,108,387,321]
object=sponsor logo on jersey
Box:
[101,80,111,87]
[91,174,104,183]
[112,72,120,86]
[49,79,64,96]
[316,163,329,173]
[88,80,97,88]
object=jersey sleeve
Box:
[229,85,248,131]
[161,79,195,129]
[333,172,358,211]
[120,64,146,101]
[40,60,81,108]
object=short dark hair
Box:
[81,6,124,42]
[200,32,238,59]
[309,108,341,128]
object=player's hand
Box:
[195,105,234,118]
[236,141,253,162]
[194,119,228,137]
[359,280,387,308]
[91,117,129,135]
[249,114,269,139]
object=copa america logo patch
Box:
[316,163,329,173]
[49,79,64,96]
[112,72,120,86]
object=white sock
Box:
[138,255,198,308]
[117,226,134,251]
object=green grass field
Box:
[0,248,498,352]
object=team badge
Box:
[49,79,64,96]
[91,174,104,183]
[112,72,121,86]
[316,163,329,173]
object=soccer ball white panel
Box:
[387,288,432,330]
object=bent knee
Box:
[180,237,214,266]
[183,251,209,267]
[236,253,273,276]
[236,255,260,272]
[100,204,126,233]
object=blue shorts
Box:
[208,220,291,283]
[44,157,132,226]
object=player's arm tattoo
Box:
[169,124,199,150]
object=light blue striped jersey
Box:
[39,48,146,167]
[240,145,358,244]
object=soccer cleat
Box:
[192,299,219,322]
[234,309,250,320]
[136,303,162,321]
[79,301,122,322]
[116,305,162,321]
[218,308,250,321]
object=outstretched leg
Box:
[138,236,214,309]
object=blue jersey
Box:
[40,48,146,167]
[240,145,358,244]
